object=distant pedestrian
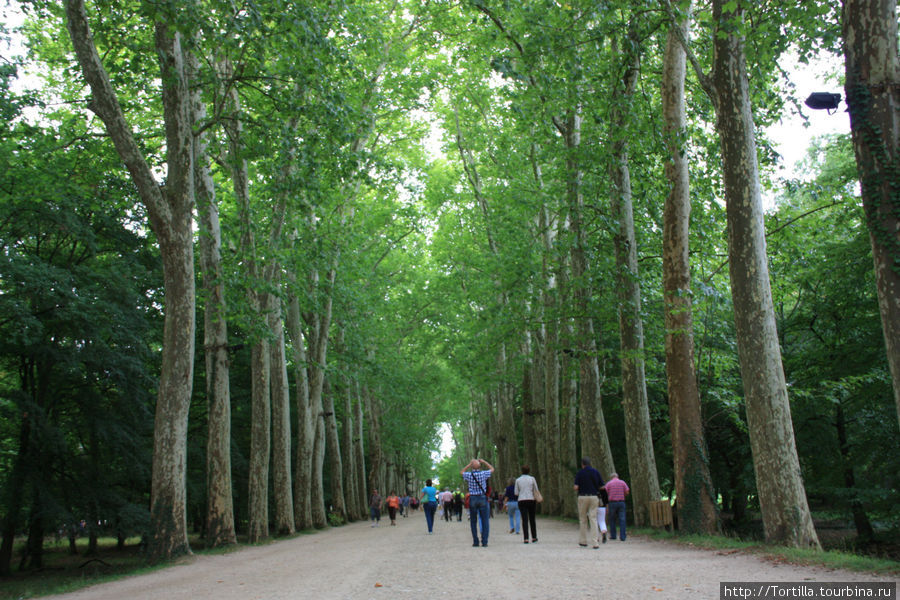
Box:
[515,465,540,544]
[401,493,410,517]
[441,488,453,521]
[386,491,400,525]
[369,489,383,527]
[602,473,630,541]
[452,489,464,521]
[461,458,494,547]
[421,479,439,534]
[503,478,520,534]
[573,457,604,548]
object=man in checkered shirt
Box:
[461,458,494,547]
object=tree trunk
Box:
[711,0,819,548]
[365,386,385,497]
[191,50,236,549]
[311,390,328,528]
[324,377,347,522]
[0,412,31,575]
[224,69,271,542]
[609,36,661,527]
[65,1,195,561]
[342,372,359,521]
[269,298,295,535]
[287,295,315,531]
[661,7,719,535]
[561,111,616,483]
[522,330,541,482]
[842,0,900,431]
[835,403,875,540]
[306,285,334,529]
[560,324,579,518]
[354,381,369,517]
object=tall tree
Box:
[703,0,819,547]
[65,0,197,560]
[608,29,661,526]
[841,0,900,431]
[660,2,718,535]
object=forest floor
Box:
[38,512,898,600]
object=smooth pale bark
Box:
[311,387,327,528]
[453,106,519,485]
[269,299,295,535]
[354,382,368,516]
[563,112,615,481]
[710,0,819,548]
[306,263,337,529]
[341,373,360,521]
[608,38,661,527]
[542,275,562,514]
[842,0,900,431]
[223,68,271,543]
[64,0,195,561]
[560,323,578,518]
[532,149,561,513]
[521,329,541,482]
[191,51,236,548]
[364,386,384,501]
[287,295,315,530]
[661,9,719,535]
[323,377,347,522]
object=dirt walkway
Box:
[45,513,896,600]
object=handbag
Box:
[534,485,543,503]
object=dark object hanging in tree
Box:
[805,92,842,113]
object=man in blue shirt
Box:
[573,457,605,548]
[461,458,494,547]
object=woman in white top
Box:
[514,465,540,544]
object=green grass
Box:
[1,537,159,600]
[0,528,334,600]
[634,528,900,576]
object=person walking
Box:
[452,489,464,521]
[369,489,383,527]
[401,492,410,517]
[573,457,604,548]
[603,473,630,541]
[461,458,494,547]
[420,479,439,534]
[596,487,609,543]
[503,478,520,535]
[386,491,401,526]
[514,465,540,544]
[440,488,454,522]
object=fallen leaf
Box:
[374,583,383,588]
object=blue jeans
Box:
[506,500,520,532]
[424,501,437,532]
[469,494,490,545]
[608,501,627,540]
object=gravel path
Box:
[45,512,897,600]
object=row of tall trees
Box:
[425,0,897,549]
[1,0,897,574]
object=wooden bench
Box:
[649,499,673,528]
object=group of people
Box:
[367,490,423,526]
[574,457,630,547]
[369,456,630,549]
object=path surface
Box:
[45,513,896,600]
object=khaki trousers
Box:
[577,495,600,546]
